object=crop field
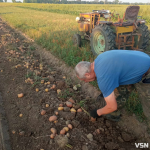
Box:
[0,3,150,68]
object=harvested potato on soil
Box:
[91,117,96,122]
[36,88,39,92]
[77,108,82,112]
[19,131,25,136]
[54,120,58,123]
[59,104,63,107]
[68,124,73,129]
[12,130,16,134]
[19,114,23,117]
[50,84,56,89]
[58,107,64,111]
[41,80,44,84]
[18,93,24,98]
[68,98,75,104]
[63,76,66,79]
[45,104,49,108]
[51,128,57,134]
[63,127,69,132]
[60,129,66,135]
[57,89,61,94]
[40,109,46,115]
[55,111,59,115]
[49,116,57,122]
[70,108,76,113]
[50,134,55,139]
[66,101,73,108]
[45,88,49,92]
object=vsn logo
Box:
[135,143,149,148]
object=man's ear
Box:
[85,73,90,78]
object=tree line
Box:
[0,0,149,5]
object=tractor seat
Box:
[124,6,140,21]
[114,6,140,27]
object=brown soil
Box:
[0,18,149,150]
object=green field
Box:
[0,3,150,67]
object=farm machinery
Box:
[73,6,150,55]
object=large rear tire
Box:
[90,24,116,56]
[134,24,150,50]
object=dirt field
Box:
[0,18,149,150]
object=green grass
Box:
[125,90,147,122]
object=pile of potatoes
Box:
[40,98,83,139]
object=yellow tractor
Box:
[73,6,150,56]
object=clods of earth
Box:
[0,18,147,150]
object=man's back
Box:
[94,50,150,97]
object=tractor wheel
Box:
[90,24,116,56]
[73,34,81,47]
[134,24,150,50]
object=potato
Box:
[47,82,50,85]
[96,129,100,134]
[60,129,66,135]
[41,80,44,84]
[45,88,49,92]
[63,76,66,79]
[70,108,76,113]
[46,104,49,108]
[18,93,24,98]
[77,108,82,112]
[50,84,56,89]
[54,120,58,123]
[50,134,55,139]
[12,130,16,134]
[57,89,61,94]
[51,128,57,134]
[63,127,69,132]
[19,114,23,117]
[68,124,73,129]
[66,101,73,108]
[36,88,39,92]
[55,111,58,115]
[41,109,46,115]
[91,117,96,122]
[58,107,64,111]
[68,98,75,104]
[49,116,57,122]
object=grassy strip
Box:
[125,90,147,122]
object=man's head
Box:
[75,61,96,82]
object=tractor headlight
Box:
[76,17,80,22]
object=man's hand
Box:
[90,109,101,118]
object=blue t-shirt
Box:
[94,50,150,98]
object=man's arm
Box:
[97,91,117,116]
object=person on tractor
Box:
[75,50,150,121]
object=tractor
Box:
[73,6,150,56]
